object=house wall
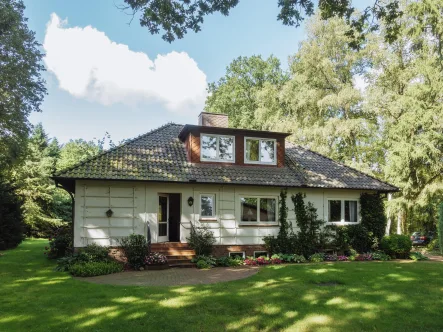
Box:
[74,180,371,249]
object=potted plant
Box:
[144,252,169,270]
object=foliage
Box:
[192,255,216,267]
[55,243,109,271]
[360,193,386,242]
[292,254,307,263]
[118,234,148,269]
[324,254,338,261]
[13,124,65,237]
[0,175,24,250]
[426,238,440,252]
[122,0,402,47]
[0,0,46,169]
[216,256,243,267]
[355,253,373,261]
[439,203,443,255]
[186,224,216,256]
[308,253,325,262]
[45,225,72,259]
[371,251,391,261]
[292,193,325,257]
[144,252,167,265]
[409,252,429,261]
[196,259,212,269]
[205,55,289,130]
[380,235,412,259]
[56,139,102,172]
[68,261,123,277]
[329,223,375,254]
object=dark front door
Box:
[168,193,181,242]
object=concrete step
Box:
[166,255,195,260]
[151,242,191,248]
[155,250,196,256]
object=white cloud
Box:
[353,74,368,93]
[43,14,207,113]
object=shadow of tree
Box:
[1,240,443,331]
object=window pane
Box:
[260,198,276,222]
[245,139,259,162]
[159,223,167,236]
[345,201,357,222]
[201,195,214,217]
[254,251,268,258]
[260,140,275,163]
[201,135,217,160]
[219,136,234,160]
[241,197,258,221]
[329,200,341,222]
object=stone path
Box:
[77,266,259,287]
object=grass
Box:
[1,240,443,332]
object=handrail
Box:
[147,222,151,253]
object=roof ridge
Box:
[53,123,181,178]
[285,141,399,191]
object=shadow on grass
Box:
[1,240,443,331]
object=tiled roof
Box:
[53,123,398,191]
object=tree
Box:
[438,203,443,255]
[56,139,102,172]
[13,124,63,237]
[121,0,402,45]
[0,174,24,250]
[205,55,288,129]
[0,0,46,169]
[365,1,443,224]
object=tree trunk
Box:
[385,194,392,235]
[396,211,402,235]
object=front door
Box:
[158,194,169,242]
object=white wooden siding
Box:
[74,180,369,247]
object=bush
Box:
[192,255,216,267]
[119,234,148,269]
[55,243,110,271]
[427,238,439,251]
[409,252,429,261]
[324,254,338,261]
[187,225,216,256]
[292,254,307,263]
[380,235,412,258]
[144,252,167,265]
[196,260,211,269]
[309,253,324,262]
[360,193,386,242]
[355,253,373,261]
[69,261,123,277]
[45,225,72,259]
[372,251,391,261]
[0,177,24,250]
[216,256,243,267]
[244,257,258,265]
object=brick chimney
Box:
[198,112,228,128]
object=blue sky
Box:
[24,0,309,144]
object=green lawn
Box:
[1,240,442,332]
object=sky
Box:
[24,0,310,144]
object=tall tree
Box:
[121,0,402,46]
[56,139,102,172]
[365,0,443,230]
[13,124,63,237]
[205,55,289,130]
[0,0,46,169]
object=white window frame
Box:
[200,134,235,163]
[229,252,245,259]
[239,195,278,225]
[327,199,359,224]
[244,137,277,165]
[200,194,217,220]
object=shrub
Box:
[244,257,258,265]
[355,253,373,261]
[45,225,72,259]
[192,255,216,266]
[337,255,348,261]
[118,234,148,269]
[309,253,324,262]
[55,244,110,271]
[324,254,338,261]
[256,256,271,265]
[360,193,387,242]
[0,177,24,250]
[187,225,216,256]
[216,256,243,267]
[372,251,391,261]
[292,254,307,263]
[409,252,429,261]
[196,260,211,269]
[69,261,123,277]
[144,252,167,265]
[427,238,439,251]
[270,255,282,264]
[380,235,412,258]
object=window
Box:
[328,199,358,223]
[245,138,276,164]
[200,194,216,218]
[229,252,245,259]
[240,197,277,222]
[201,134,234,162]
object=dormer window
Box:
[201,134,235,162]
[245,137,276,165]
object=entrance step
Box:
[150,242,196,268]
[169,262,196,268]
